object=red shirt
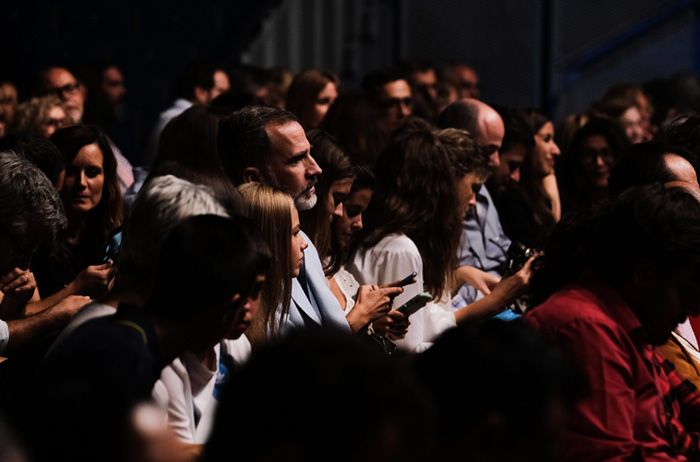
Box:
[525,283,695,461]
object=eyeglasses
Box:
[381,97,413,110]
[48,82,80,97]
[45,117,66,128]
[580,149,614,166]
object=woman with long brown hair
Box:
[350,126,532,352]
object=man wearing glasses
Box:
[40,66,86,123]
[362,69,414,133]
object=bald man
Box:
[438,99,514,311]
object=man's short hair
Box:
[609,142,696,196]
[0,133,65,186]
[0,151,66,254]
[175,61,218,101]
[217,105,298,185]
[656,114,700,171]
[361,69,407,100]
[437,100,480,135]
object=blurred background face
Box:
[533,121,560,176]
[619,106,645,144]
[308,81,337,129]
[579,134,614,188]
[494,145,526,185]
[61,143,105,216]
[41,105,68,138]
[334,187,373,250]
[0,82,18,123]
[44,68,85,122]
[101,66,126,106]
[379,79,412,131]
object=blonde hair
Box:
[12,95,69,136]
[238,182,294,342]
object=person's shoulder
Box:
[526,285,623,333]
[373,233,419,255]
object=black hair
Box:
[609,141,696,196]
[203,329,435,462]
[656,114,700,172]
[530,185,700,305]
[361,69,407,100]
[217,105,299,185]
[146,214,269,319]
[0,132,64,186]
[414,320,584,459]
[175,61,220,101]
[350,161,376,193]
[497,106,535,156]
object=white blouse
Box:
[348,233,456,353]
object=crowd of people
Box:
[1,57,700,461]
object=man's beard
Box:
[294,186,318,211]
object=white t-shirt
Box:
[349,233,456,353]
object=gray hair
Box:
[0,151,67,250]
[119,175,229,286]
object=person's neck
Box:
[65,215,87,245]
[150,316,192,365]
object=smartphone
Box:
[395,292,432,316]
[389,272,418,288]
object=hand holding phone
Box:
[394,292,431,317]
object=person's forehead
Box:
[478,111,504,145]
[266,121,309,158]
[664,153,698,184]
[381,80,411,98]
[413,69,437,84]
[46,68,77,87]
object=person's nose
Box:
[300,235,309,251]
[552,141,561,157]
[78,171,88,190]
[595,155,606,168]
[333,202,344,218]
[306,155,322,178]
[351,215,363,231]
[399,102,411,118]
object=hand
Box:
[69,261,115,297]
[492,254,538,303]
[372,310,410,341]
[354,285,403,322]
[454,265,500,295]
[49,295,91,323]
[0,268,38,317]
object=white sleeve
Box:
[0,319,8,354]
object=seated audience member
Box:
[398,59,439,122]
[35,215,268,462]
[218,105,350,333]
[299,131,401,333]
[320,89,389,165]
[438,99,531,312]
[0,152,88,357]
[39,66,134,192]
[237,182,307,342]
[0,81,19,129]
[48,174,230,349]
[608,142,700,384]
[492,108,562,249]
[147,104,247,216]
[526,185,700,460]
[0,132,66,189]
[350,128,531,352]
[656,114,700,172]
[10,95,69,138]
[440,62,480,99]
[361,69,414,134]
[285,69,339,130]
[557,117,629,214]
[602,82,655,139]
[146,62,230,165]
[32,125,122,300]
[414,320,584,462]
[203,329,435,462]
[591,93,647,144]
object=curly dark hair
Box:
[357,128,461,297]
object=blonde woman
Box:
[12,95,69,137]
[238,183,307,343]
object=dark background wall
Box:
[2,0,698,157]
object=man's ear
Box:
[243,167,262,183]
